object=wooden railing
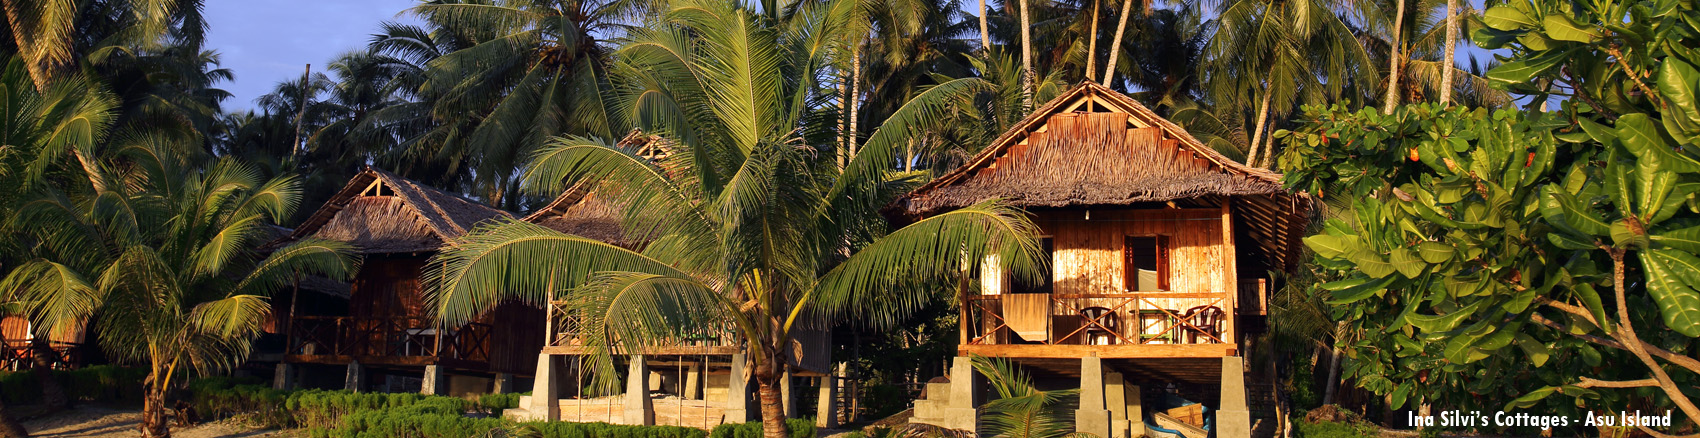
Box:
[0,340,84,370]
[289,316,492,362]
[547,301,737,348]
[963,292,1232,346]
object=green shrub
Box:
[1295,419,1381,438]
[526,421,708,438]
[479,392,524,416]
[0,365,147,405]
[709,419,815,438]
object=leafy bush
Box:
[479,392,525,416]
[187,376,291,427]
[709,419,816,438]
[176,378,814,438]
[1294,419,1380,438]
[0,365,147,405]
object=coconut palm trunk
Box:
[1019,0,1034,109]
[979,0,992,53]
[1102,0,1135,86]
[1438,0,1457,105]
[1383,0,1406,114]
[30,340,69,411]
[1247,64,1276,167]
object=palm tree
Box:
[1362,0,1505,109]
[971,356,1086,438]
[1438,0,1456,105]
[396,0,626,207]
[0,140,358,438]
[1199,0,1377,167]
[1382,0,1406,114]
[426,3,1043,438]
[0,56,122,438]
[1019,0,1035,109]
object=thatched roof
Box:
[886,82,1313,271]
[272,167,512,254]
[523,183,631,247]
[522,129,670,248]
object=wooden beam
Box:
[542,345,742,356]
[959,343,1236,359]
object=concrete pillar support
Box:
[816,366,839,428]
[941,356,981,432]
[781,369,796,418]
[724,353,753,423]
[494,373,515,394]
[1075,354,1112,437]
[625,355,655,425]
[523,354,560,421]
[1105,373,1127,438]
[1217,357,1253,438]
[344,361,366,392]
[684,362,702,400]
[422,364,446,395]
[272,362,294,391]
[1126,384,1146,438]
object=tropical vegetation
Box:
[11,0,1690,435]
[1277,0,1700,434]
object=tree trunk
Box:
[1321,321,1347,406]
[29,340,67,411]
[1438,0,1458,105]
[849,41,862,159]
[1087,0,1100,83]
[1247,68,1275,167]
[757,374,788,438]
[1102,0,1134,86]
[1382,0,1406,115]
[978,0,992,54]
[1019,0,1034,110]
[0,399,27,438]
[141,387,170,438]
[838,68,850,170]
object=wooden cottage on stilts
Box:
[266,167,544,395]
[885,82,1311,438]
[504,131,841,430]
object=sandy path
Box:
[23,407,296,438]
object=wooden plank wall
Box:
[1036,208,1226,295]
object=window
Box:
[1012,237,1054,294]
[1125,235,1170,291]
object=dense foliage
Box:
[1277,0,1700,432]
[0,366,148,406]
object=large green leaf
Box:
[1659,59,1700,129]
[1542,188,1612,236]
[1327,275,1398,304]
[1542,15,1602,42]
[1637,249,1700,337]
[1406,301,1485,332]
[1651,225,1700,252]
[1350,248,1399,278]
[1305,234,1357,259]
[1482,5,1539,30]
[1619,114,1700,174]
[1415,242,1455,263]
[1487,49,1572,84]
[1389,248,1427,278]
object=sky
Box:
[205,0,421,112]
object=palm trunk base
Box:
[758,380,788,438]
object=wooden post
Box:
[1220,200,1238,351]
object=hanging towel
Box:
[1004,293,1051,341]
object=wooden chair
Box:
[1180,305,1225,343]
[1080,307,1120,345]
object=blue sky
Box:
[205,0,420,111]
[205,0,1509,112]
